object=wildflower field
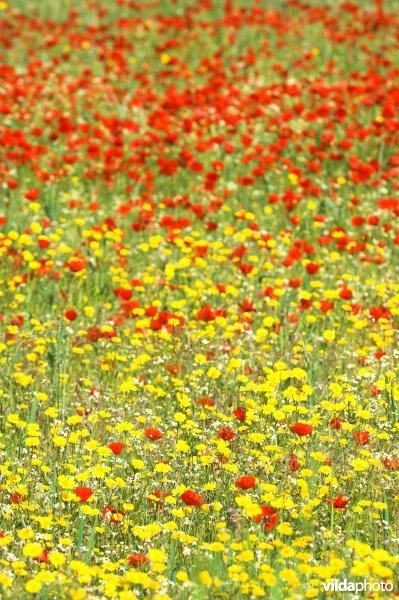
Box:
[1,0,399,597]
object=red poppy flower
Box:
[10,492,27,504]
[113,287,133,301]
[370,385,381,396]
[144,428,163,441]
[289,454,299,471]
[215,284,227,294]
[288,278,302,288]
[352,216,364,227]
[166,363,180,375]
[306,262,320,275]
[233,406,246,423]
[25,188,40,200]
[102,504,125,523]
[194,245,208,258]
[108,442,125,455]
[252,506,279,530]
[206,221,218,231]
[329,417,345,430]
[128,553,148,567]
[290,422,313,436]
[147,490,170,505]
[339,287,353,300]
[354,431,369,445]
[198,397,214,407]
[369,306,391,321]
[383,457,399,470]
[218,427,237,441]
[235,476,256,490]
[328,495,350,509]
[196,305,216,322]
[180,490,203,507]
[75,487,93,502]
[233,407,246,422]
[239,299,256,312]
[35,550,50,564]
[64,309,78,321]
[68,258,86,272]
[38,236,50,249]
[85,326,104,342]
[239,263,254,275]
[230,245,247,259]
[320,300,334,313]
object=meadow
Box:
[0,0,398,598]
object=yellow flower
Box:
[69,589,86,600]
[199,571,212,585]
[259,572,276,587]
[0,534,12,546]
[91,465,110,478]
[53,435,67,447]
[207,367,221,379]
[277,522,294,536]
[351,458,369,471]
[25,579,42,594]
[148,548,166,563]
[0,574,12,588]
[18,528,35,540]
[118,377,137,393]
[58,475,75,489]
[25,437,40,447]
[174,412,186,423]
[235,495,262,518]
[350,559,371,576]
[279,568,300,586]
[80,506,100,516]
[131,459,145,470]
[45,407,59,418]
[175,440,190,453]
[49,552,66,568]
[154,462,171,473]
[85,439,100,451]
[238,550,254,562]
[12,372,33,387]
[22,543,43,558]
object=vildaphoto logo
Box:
[323,579,394,593]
